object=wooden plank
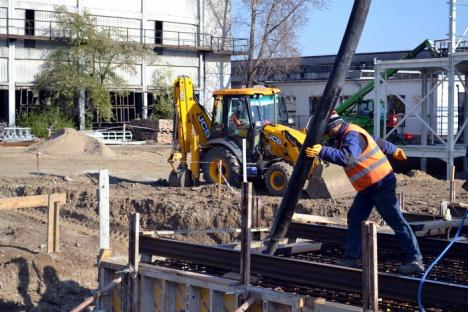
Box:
[187,285,201,312]
[223,293,238,311]
[139,264,240,288]
[99,169,110,251]
[175,283,187,311]
[141,276,154,312]
[47,195,54,254]
[361,221,378,312]
[164,281,176,311]
[199,288,210,312]
[0,193,66,210]
[210,289,224,312]
[153,279,164,312]
[292,213,346,225]
[112,272,122,312]
[53,202,60,252]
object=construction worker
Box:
[305,112,424,275]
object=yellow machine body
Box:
[168,76,353,198]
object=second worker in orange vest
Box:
[306,112,424,275]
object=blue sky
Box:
[301,0,468,55]
[233,0,468,56]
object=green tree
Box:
[34,6,152,124]
[150,68,173,119]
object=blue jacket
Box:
[319,122,396,190]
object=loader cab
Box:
[211,88,281,156]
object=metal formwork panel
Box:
[15,59,43,83]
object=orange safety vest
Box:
[342,124,393,191]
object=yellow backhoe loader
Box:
[167,76,353,198]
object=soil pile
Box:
[27,128,115,158]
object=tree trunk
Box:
[246,0,257,87]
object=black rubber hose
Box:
[265,0,372,255]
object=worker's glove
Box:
[393,148,407,161]
[305,144,323,158]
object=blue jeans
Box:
[345,177,422,262]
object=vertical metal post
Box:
[123,213,140,312]
[36,152,41,176]
[218,160,222,200]
[240,182,252,288]
[141,0,148,120]
[373,60,381,138]
[47,194,55,253]
[242,139,247,183]
[53,202,60,252]
[99,169,110,251]
[464,73,468,173]
[362,221,378,312]
[450,165,456,202]
[421,71,428,171]
[8,34,15,126]
[447,0,456,180]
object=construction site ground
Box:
[0,144,467,311]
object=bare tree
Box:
[234,0,328,87]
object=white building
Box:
[0,0,245,126]
[233,49,467,139]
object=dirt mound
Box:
[406,169,437,181]
[27,128,115,158]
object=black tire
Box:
[202,146,241,187]
[265,161,293,196]
[168,168,193,187]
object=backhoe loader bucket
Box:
[306,164,355,199]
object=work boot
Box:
[336,258,360,269]
[398,260,425,275]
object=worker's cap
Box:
[326,111,344,132]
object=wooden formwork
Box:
[98,257,361,312]
[0,193,66,253]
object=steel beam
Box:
[287,222,468,259]
[140,236,468,309]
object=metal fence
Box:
[0,17,248,54]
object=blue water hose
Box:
[417,209,468,311]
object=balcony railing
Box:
[0,17,248,54]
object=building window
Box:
[25,10,35,36]
[24,9,35,48]
[155,21,163,45]
[309,96,321,116]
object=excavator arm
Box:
[168,76,213,185]
[335,39,436,115]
